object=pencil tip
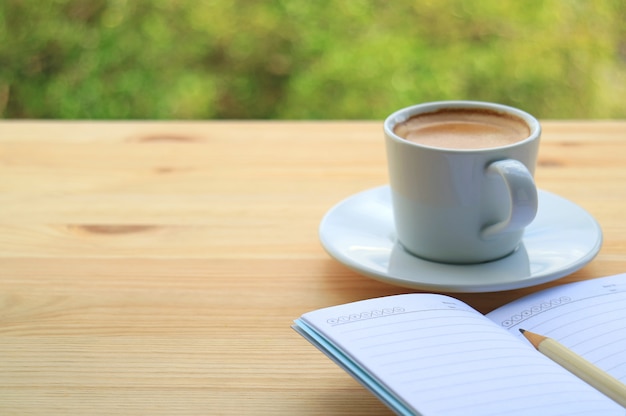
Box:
[519,328,526,334]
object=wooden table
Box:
[1,120,625,415]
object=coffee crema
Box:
[393,108,530,150]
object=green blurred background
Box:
[1,0,625,119]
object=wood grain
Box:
[0,120,625,415]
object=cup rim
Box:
[384,100,541,152]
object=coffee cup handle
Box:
[481,159,538,239]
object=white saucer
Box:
[319,186,602,293]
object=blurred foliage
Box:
[1,0,625,119]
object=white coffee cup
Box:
[384,101,540,264]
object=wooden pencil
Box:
[520,329,626,407]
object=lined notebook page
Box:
[488,273,626,383]
[300,294,623,416]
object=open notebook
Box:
[293,273,626,415]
